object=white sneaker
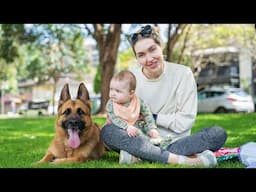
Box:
[198,150,218,168]
[119,150,141,164]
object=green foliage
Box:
[93,64,101,94]
[0,38,18,63]
[0,24,89,86]
[0,24,36,63]
[0,59,8,80]
[187,24,256,50]
[1,113,255,168]
[171,24,256,73]
[19,25,88,84]
[171,48,192,67]
[0,60,18,92]
[117,48,134,71]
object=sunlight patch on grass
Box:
[0,132,54,140]
[197,114,225,120]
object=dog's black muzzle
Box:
[62,118,85,132]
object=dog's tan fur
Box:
[34,83,105,165]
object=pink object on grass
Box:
[214,147,240,157]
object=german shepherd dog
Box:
[34,83,105,164]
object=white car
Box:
[198,87,255,113]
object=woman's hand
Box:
[148,128,159,138]
[127,125,139,137]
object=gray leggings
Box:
[100,124,227,164]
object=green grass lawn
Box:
[0,113,255,168]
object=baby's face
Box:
[109,80,131,104]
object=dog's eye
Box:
[63,108,71,115]
[77,108,85,115]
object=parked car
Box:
[18,100,49,116]
[198,87,255,113]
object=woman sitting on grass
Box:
[101,24,227,167]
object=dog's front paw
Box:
[50,158,66,164]
[51,157,81,164]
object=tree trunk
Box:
[166,24,187,62]
[92,24,122,114]
[99,57,115,114]
[177,24,192,64]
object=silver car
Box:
[198,87,255,113]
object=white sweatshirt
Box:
[130,61,198,143]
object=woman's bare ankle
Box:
[168,153,202,166]
[167,153,179,164]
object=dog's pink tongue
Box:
[68,129,80,149]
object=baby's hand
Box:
[148,129,159,138]
[127,125,139,137]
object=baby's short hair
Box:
[112,70,136,91]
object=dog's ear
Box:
[77,83,90,104]
[59,84,71,108]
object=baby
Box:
[106,70,168,163]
